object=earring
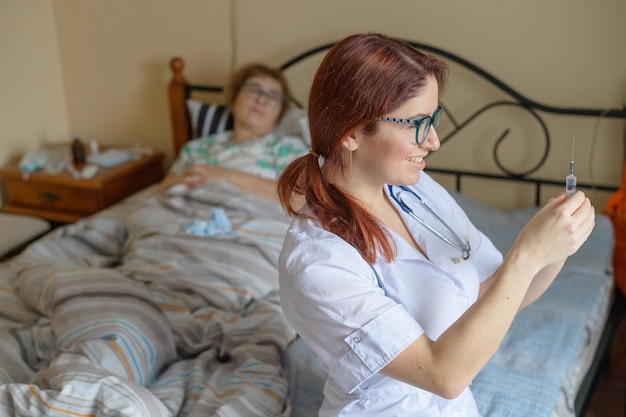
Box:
[349,150,353,183]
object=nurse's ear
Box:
[341,134,358,152]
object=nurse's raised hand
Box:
[509,191,595,275]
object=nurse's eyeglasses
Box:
[377,105,443,145]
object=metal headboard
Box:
[173,40,625,205]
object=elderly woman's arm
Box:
[177,164,279,200]
[154,172,184,193]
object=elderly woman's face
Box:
[231,74,284,135]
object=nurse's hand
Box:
[510,191,595,274]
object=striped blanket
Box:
[0,182,297,417]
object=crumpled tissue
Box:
[184,208,232,237]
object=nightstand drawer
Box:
[0,151,164,223]
[3,179,102,215]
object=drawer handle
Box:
[39,192,62,202]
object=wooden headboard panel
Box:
[168,57,226,157]
[168,57,190,157]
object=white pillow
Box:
[276,107,311,145]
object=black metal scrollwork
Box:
[440,101,550,178]
[276,40,624,203]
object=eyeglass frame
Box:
[240,81,285,108]
[376,105,444,145]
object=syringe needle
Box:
[566,137,576,197]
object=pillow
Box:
[276,107,311,145]
[186,99,234,138]
[186,98,310,144]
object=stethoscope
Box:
[356,184,473,296]
[388,185,471,264]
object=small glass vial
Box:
[71,133,86,164]
[89,139,100,155]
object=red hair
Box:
[277,33,448,263]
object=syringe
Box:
[565,137,576,198]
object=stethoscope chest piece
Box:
[452,237,471,264]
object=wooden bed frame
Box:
[167,40,626,417]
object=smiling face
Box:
[231,74,284,139]
[346,76,441,191]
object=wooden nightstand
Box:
[0,151,164,224]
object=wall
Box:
[51,0,232,160]
[0,1,68,166]
[1,0,624,208]
[229,0,626,208]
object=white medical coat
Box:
[278,173,503,416]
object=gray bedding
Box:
[0,182,614,417]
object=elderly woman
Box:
[159,63,308,200]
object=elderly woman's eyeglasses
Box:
[241,82,285,108]
[377,105,443,145]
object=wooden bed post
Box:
[168,57,191,156]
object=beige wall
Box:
[1,0,625,208]
[0,1,68,165]
[51,0,232,162]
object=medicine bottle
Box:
[71,133,86,164]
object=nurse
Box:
[276,33,596,416]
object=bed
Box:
[0,39,624,417]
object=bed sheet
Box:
[0,182,297,417]
[283,191,614,417]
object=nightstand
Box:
[0,151,164,223]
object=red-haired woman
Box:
[277,33,595,416]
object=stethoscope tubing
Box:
[388,185,471,261]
